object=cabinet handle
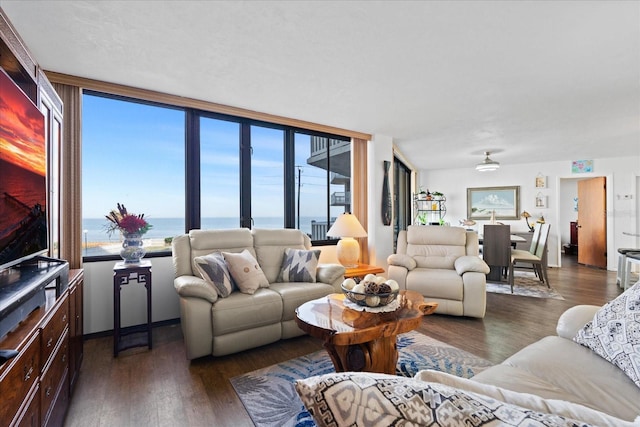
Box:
[46,386,52,397]
[23,364,33,382]
[47,337,54,348]
[62,314,67,323]
[62,353,66,363]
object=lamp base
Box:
[336,238,360,268]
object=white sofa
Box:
[296,287,640,426]
[171,228,345,360]
[387,225,489,318]
[463,303,640,421]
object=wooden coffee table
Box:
[295,290,437,374]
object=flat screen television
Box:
[0,67,48,271]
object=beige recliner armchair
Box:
[387,226,489,318]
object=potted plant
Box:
[106,203,152,263]
[417,187,428,200]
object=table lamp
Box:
[327,213,367,268]
[521,211,534,232]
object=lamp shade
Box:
[476,151,500,172]
[327,213,367,238]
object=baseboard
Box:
[82,317,180,340]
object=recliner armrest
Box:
[556,304,601,339]
[316,264,346,285]
[174,275,219,303]
[454,256,490,275]
[387,254,417,271]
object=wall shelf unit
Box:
[414,193,446,225]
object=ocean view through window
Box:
[82,93,185,257]
[81,216,327,256]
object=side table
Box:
[113,260,152,356]
[344,263,385,280]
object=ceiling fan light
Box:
[476,151,500,172]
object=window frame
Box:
[82,91,349,262]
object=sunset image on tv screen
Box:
[0,69,47,267]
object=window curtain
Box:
[352,138,369,264]
[52,83,83,268]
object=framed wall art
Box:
[535,174,546,188]
[535,192,548,209]
[571,160,593,173]
[467,186,520,220]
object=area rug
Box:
[230,330,493,427]
[487,271,564,300]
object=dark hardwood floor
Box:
[64,255,625,427]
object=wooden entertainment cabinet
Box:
[0,269,83,427]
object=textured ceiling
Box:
[1,0,638,170]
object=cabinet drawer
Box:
[12,383,40,427]
[40,330,68,425]
[40,293,69,369]
[0,332,40,425]
[43,372,68,427]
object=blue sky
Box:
[82,94,332,220]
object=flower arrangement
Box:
[105,203,152,236]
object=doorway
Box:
[577,177,607,268]
[557,175,610,269]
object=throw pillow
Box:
[193,252,235,298]
[278,248,321,282]
[574,281,640,388]
[295,372,595,427]
[223,250,269,294]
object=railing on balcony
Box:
[310,136,351,157]
[330,192,350,206]
[311,219,337,241]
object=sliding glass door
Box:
[394,157,412,251]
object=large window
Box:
[82,93,185,257]
[394,157,412,251]
[200,116,240,228]
[295,133,351,240]
[251,125,285,229]
[82,92,352,260]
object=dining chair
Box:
[508,223,551,293]
[482,224,511,281]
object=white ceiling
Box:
[1,0,638,170]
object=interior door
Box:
[577,177,607,268]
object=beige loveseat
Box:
[171,228,345,360]
[387,225,489,318]
[419,301,640,423]
[297,290,640,426]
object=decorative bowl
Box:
[341,284,399,308]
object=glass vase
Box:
[120,232,146,264]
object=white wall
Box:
[367,135,395,273]
[419,156,640,270]
[83,257,179,334]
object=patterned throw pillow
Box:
[223,250,269,295]
[193,252,235,298]
[295,372,594,427]
[574,281,640,388]
[278,248,321,282]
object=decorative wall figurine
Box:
[381,161,391,225]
